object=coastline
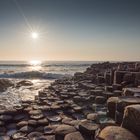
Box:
[0,62,140,139]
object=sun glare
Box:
[29,60,41,66]
[31,32,39,39]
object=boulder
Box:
[122,105,140,138]
[79,121,99,136]
[96,126,138,140]
[64,131,85,140]
[116,97,140,114]
[55,124,76,140]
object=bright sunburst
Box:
[31,32,39,39]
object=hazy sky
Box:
[0,0,140,61]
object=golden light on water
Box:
[29,60,41,66]
[29,60,42,70]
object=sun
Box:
[31,32,39,39]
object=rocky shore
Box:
[0,62,140,140]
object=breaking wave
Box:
[0,71,71,79]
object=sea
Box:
[0,61,97,109]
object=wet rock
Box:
[0,79,14,92]
[122,104,140,138]
[96,126,138,140]
[27,132,43,139]
[64,131,85,140]
[12,132,27,139]
[29,110,44,120]
[95,96,106,104]
[17,121,28,128]
[16,80,33,87]
[79,121,99,136]
[44,125,58,135]
[55,124,76,140]
[47,115,62,122]
[107,97,118,119]
[20,125,34,133]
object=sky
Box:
[0,0,140,61]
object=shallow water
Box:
[0,79,53,109]
[0,61,96,109]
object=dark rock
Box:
[62,118,73,124]
[17,121,28,128]
[0,79,14,92]
[95,96,106,104]
[79,121,99,136]
[44,125,58,135]
[12,132,27,139]
[27,132,43,139]
[14,114,28,122]
[87,113,98,122]
[0,115,13,122]
[29,110,44,120]
[35,126,44,132]
[37,135,55,140]
[55,124,76,140]
[64,131,85,140]
[107,97,118,119]
[47,115,62,122]
[28,120,37,126]
[96,126,138,140]
[116,97,140,114]
[123,88,140,96]
[6,123,16,129]
[37,118,48,126]
[114,71,127,84]
[20,125,34,133]
[122,104,140,138]
[16,80,33,87]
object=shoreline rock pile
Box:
[0,62,140,140]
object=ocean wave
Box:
[0,64,91,67]
[0,71,71,79]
